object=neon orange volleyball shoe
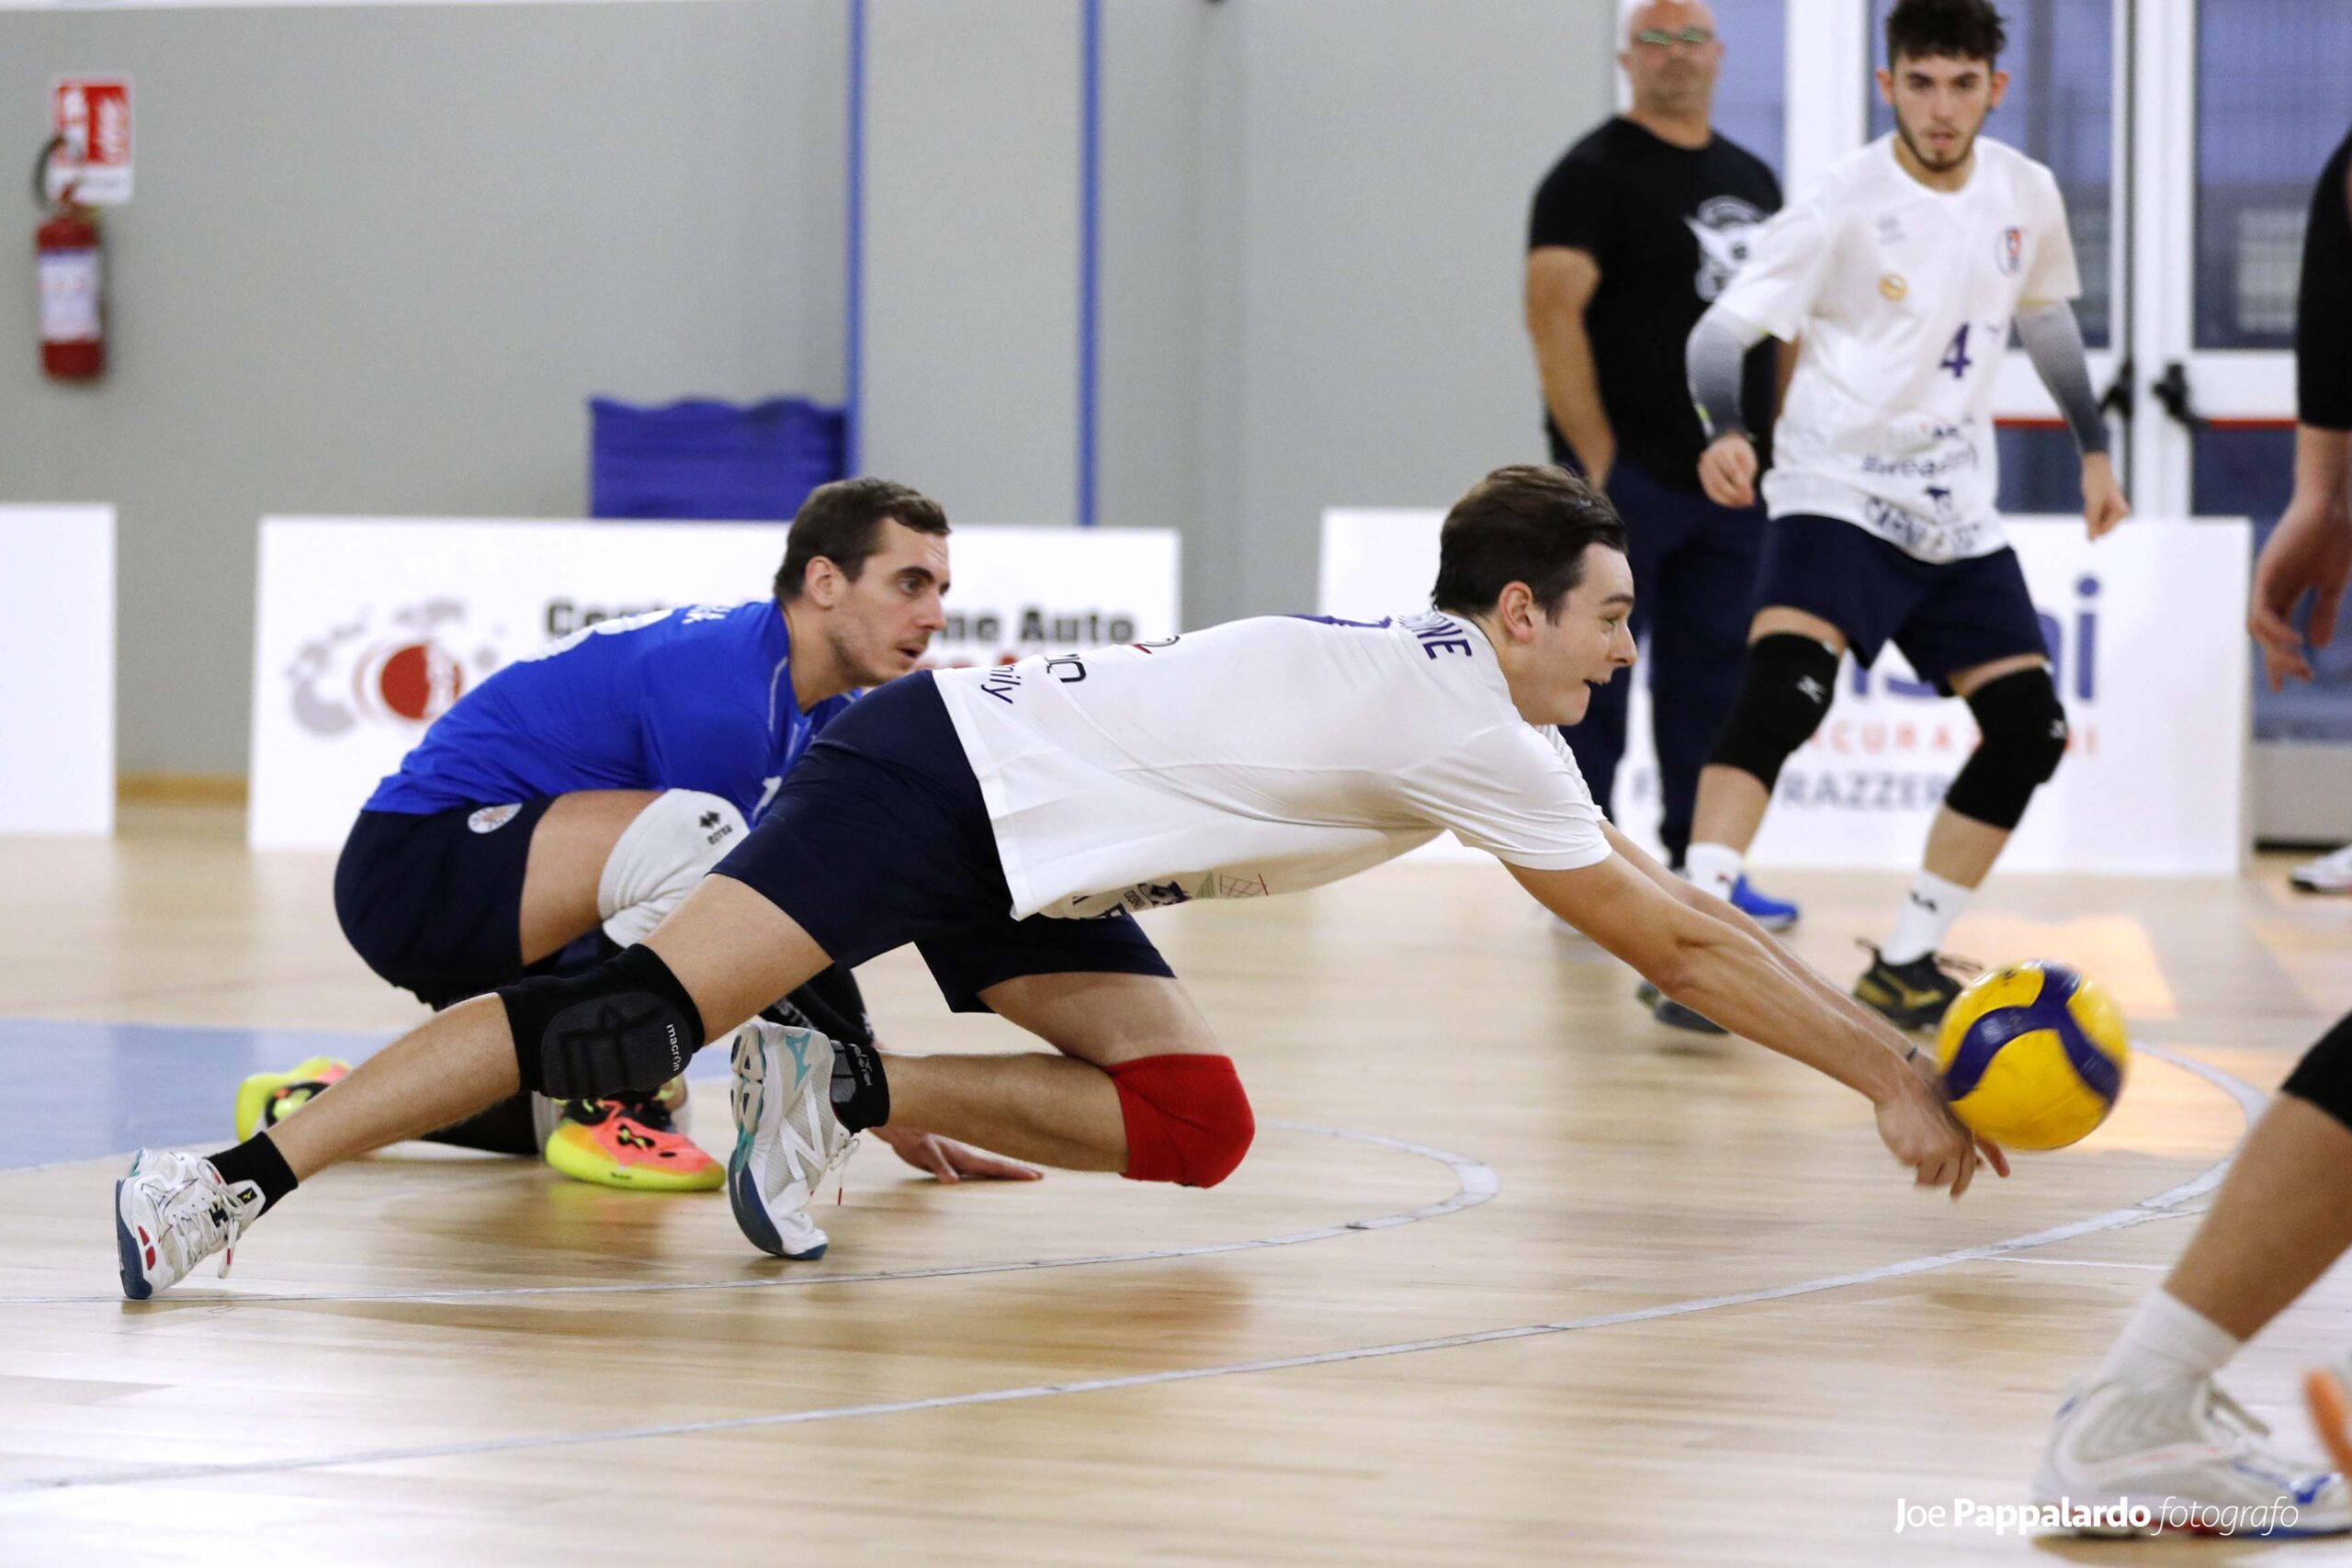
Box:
[542,1078,722,1192]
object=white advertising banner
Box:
[1319,509,2249,875]
[250,517,1179,850]
[0,505,114,836]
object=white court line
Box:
[0,1121,1498,1308]
[0,1043,2258,1496]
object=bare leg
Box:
[1688,607,1848,852]
[269,997,522,1178]
[1690,764,1773,854]
[517,789,659,963]
[2163,1096,2352,1340]
[268,874,826,1181]
[640,874,831,1037]
[881,972,1220,1172]
[1917,808,2010,889]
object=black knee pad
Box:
[2283,1012,2352,1132]
[1944,667,2068,830]
[499,943,706,1099]
[1708,632,1840,789]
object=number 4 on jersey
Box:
[1939,322,1973,380]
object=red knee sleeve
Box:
[1107,1054,1254,1189]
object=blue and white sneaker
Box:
[2033,1374,2352,1536]
[1730,874,1800,931]
[726,1019,855,1261]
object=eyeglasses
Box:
[1632,27,1715,47]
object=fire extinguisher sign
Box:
[48,78,132,206]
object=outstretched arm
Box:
[1602,824,1969,1089]
[1511,839,2005,1197]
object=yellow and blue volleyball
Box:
[1933,961,2130,1151]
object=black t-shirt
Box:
[1529,117,1782,490]
[2299,124,2352,431]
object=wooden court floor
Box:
[6,803,2352,1564]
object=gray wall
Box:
[1200,0,1619,620]
[869,0,1619,623]
[0,0,1615,778]
[862,0,1080,526]
[1095,0,1618,625]
[1,1,847,773]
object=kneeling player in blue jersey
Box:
[240,478,1035,1213]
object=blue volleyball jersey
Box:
[364,600,851,821]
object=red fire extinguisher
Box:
[34,135,103,380]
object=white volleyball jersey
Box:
[1713,134,2079,562]
[931,613,1613,920]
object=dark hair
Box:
[1885,0,2006,68]
[1430,465,1628,620]
[774,477,950,601]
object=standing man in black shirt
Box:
[1525,0,1794,1030]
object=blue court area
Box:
[4,1017,731,1171]
[2,1020,393,1171]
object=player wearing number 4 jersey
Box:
[116,464,2012,1301]
[1679,0,2129,1033]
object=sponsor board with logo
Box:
[250,517,1179,850]
[0,505,114,835]
[1319,509,2248,874]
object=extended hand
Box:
[1697,434,1758,509]
[2249,489,2352,690]
[871,1123,1044,1183]
[2081,452,2130,540]
[1876,1060,2008,1199]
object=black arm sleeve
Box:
[1688,310,1766,441]
[2016,303,2110,457]
[1528,153,1614,260]
[2298,129,2352,431]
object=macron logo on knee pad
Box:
[503,944,705,1099]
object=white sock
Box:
[2095,1291,2242,1390]
[1880,869,1972,964]
[1684,842,1741,903]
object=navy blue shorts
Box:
[714,671,1173,1014]
[1754,513,2050,694]
[335,796,570,1009]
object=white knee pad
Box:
[597,789,746,947]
